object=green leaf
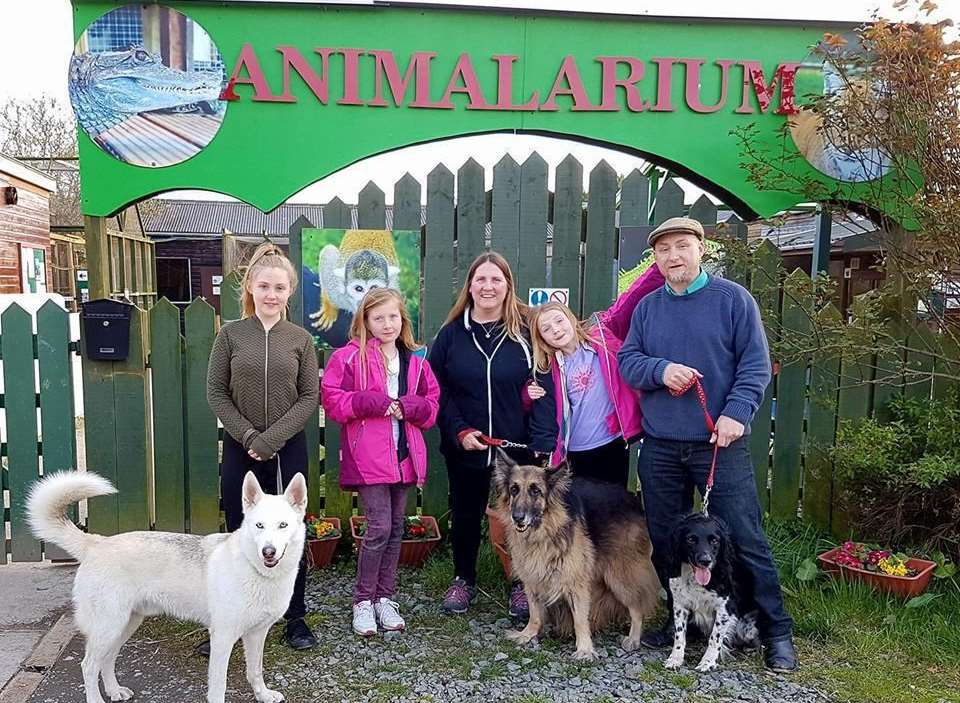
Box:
[933,563,956,579]
[905,592,942,609]
[796,558,819,582]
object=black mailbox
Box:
[82,299,134,361]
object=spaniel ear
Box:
[668,517,689,579]
[712,515,736,593]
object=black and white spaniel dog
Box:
[664,512,760,672]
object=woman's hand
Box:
[526,381,546,402]
[247,448,274,461]
[386,400,404,420]
[460,430,486,451]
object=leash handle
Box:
[477,433,529,450]
[670,377,719,515]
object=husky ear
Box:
[242,472,263,512]
[284,473,308,514]
[493,448,515,494]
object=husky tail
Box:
[27,471,116,560]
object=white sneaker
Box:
[374,597,406,631]
[352,600,377,637]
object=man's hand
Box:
[662,363,703,392]
[460,430,486,451]
[710,415,745,448]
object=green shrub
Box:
[831,394,960,559]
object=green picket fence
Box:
[0,301,77,563]
[10,155,959,562]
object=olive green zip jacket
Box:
[207,316,319,459]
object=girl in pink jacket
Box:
[528,265,664,486]
[322,288,439,637]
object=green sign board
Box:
[71,1,906,221]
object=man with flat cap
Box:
[617,217,797,672]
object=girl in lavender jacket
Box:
[527,264,664,486]
[322,288,440,637]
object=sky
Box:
[1,0,957,206]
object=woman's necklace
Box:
[475,318,502,339]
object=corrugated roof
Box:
[143,198,737,241]
[760,212,879,252]
[143,199,432,236]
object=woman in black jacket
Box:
[429,252,557,618]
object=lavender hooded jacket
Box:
[322,338,440,487]
[549,264,665,465]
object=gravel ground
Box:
[29,560,834,703]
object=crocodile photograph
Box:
[69,7,226,168]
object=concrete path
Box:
[0,562,76,703]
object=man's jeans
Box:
[638,435,793,642]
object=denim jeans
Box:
[638,435,793,642]
[355,482,412,603]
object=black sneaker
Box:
[640,620,675,650]
[284,617,318,651]
[641,618,704,650]
[441,577,476,614]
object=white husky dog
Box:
[27,470,308,703]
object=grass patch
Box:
[664,671,696,690]
[766,519,960,703]
[511,696,553,703]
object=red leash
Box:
[670,377,719,516]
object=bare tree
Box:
[0,96,81,226]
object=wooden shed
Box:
[0,154,57,294]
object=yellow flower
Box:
[878,557,908,576]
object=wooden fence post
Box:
[552,156,583,315]
[583,161,618,317]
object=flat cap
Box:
[647,216,705,247]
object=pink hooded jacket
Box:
[322,338,440,488]
[549,265,665,465]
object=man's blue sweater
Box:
[617,275,771,442]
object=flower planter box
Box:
[486,506,512,578]
[817,547,937,598]
[305,517,341,569]
[350,515,441,567]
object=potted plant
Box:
[304,515,341,569]
[486,506,512,578]
[817,540,937,598]
[350,515,441,567]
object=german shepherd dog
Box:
[492,451,660,660]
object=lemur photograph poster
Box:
[301,228,421,349]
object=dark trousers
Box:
[354,482,412,603]
[567,437,629,487]
[221,430,308,621]
[638,436,793,642]
[446,448,533,584]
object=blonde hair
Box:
[239,242,298,319]
[443,252,527,342]
[528,302,598,373]
[349,288,421,379]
